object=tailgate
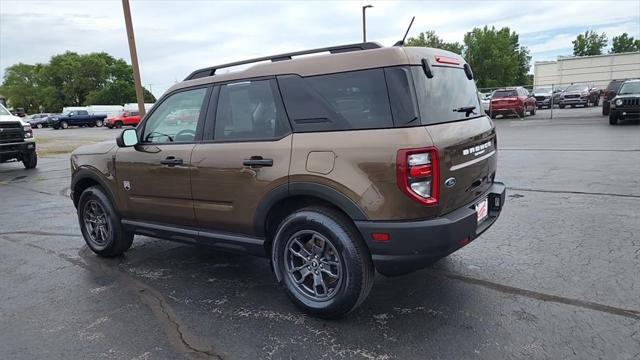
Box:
[425,116,497,215]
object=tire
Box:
[271,206,374,318]
[95,119,103,127]
[36,123,43,129]
[22,151,37,169]
[78,186,134,257]
[609,112,619,125]
[60,121,69,129]
[115,121,123,129]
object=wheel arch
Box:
[71,168,118,210]
[255,182,368,253]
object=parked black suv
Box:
[609,79,640,125]
[0,103,37,169]
[603,79,630,116]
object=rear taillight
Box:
[396,147,439,206]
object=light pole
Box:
[122,0,146,117]
[362,5,373,43]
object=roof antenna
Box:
[394,16,415,46]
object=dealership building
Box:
[533,51,640,88]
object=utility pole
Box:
[122,0,146,117]
[362,5,373,43]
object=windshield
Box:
[534,88,551,94]
[618,82,640,95]
[565,84,588,92]
[411,66,482,125]
[0,104,11,116]
[492,90,518,98]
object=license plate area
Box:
[475,197,488,224]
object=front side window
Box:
[214,79,289,141]
[142,87,207,143]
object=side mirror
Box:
[116,128,139,147]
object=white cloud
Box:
[1,0,638,96]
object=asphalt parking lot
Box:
[1,108,639,359]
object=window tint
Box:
[142,87,206,143]
[492,90,518,98]
[278,69,393,132]
[607,80,624,91]
[214,79,289,141]
[411,66,483,125]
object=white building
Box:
[534,52,640,88]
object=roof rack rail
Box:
[184,42,383,81]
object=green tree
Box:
[0,63,42,113]
[0,51,155,112]
[610,33,640,53]
[406,30,464,54]
[85,80,155,105]
[463,26,531,88]
[572,30,608,56]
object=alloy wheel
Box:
[284,230,343,301]
[83,200,112,248]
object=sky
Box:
[1,0,639,97]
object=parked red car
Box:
[106,111,140,129]
[489,87,536,118]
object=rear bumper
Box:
[490,106,523,115]
[355,182,506,276]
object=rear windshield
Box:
[619,82,640,95]
[411,66,482,125]
[492,90,518,98]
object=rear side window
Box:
[411,66,483,125]
[278,69,393,132]
[214,79,290,141]
[607,80,623,91]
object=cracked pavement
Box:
[1,110,639,359]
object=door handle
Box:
[160,156,183,166]
[243,156,273,168]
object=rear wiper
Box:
[453,106,477,116]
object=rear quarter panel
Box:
[290,127,438,221]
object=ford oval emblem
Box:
[445,177,457,188]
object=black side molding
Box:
[122,220,266,256]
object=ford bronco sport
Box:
[70,43,506,317]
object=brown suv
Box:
[70,43,505,317]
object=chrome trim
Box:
[450,150,496,171]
